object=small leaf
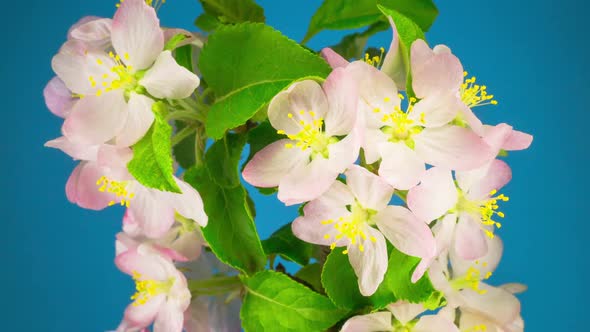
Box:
[199,23,331,139]
[262,223,314,266]
[383,247,438,304]
[378,0,438,32]
[128,106,181,193]
[172,121,196,169]
[195,12,221,32]
[330,21,389,60]
[241,271,348,332]
[206,133,248,188]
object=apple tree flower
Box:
[115,245,191,332]
[51,0,200,148]
[341,301,459,332]
[242,67,362,205]
[292,165,435,295]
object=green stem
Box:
[194,126,206,167]
[166,110,205,123]
[171,125,196,147]
[188,275,242,296]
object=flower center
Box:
[90,52,141,97]
[460,71,498,108]
[278,110,337,159]
[374,95,424,149]
[320,202,377,254]
[130,271,174,306]
[393,320,417,332]
[455,189,508,238]
[450,261,492,294]
[96,176,135,207]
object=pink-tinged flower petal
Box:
[460,284,521,326]
[62,91,127,145]
[153,301,185,332]
[374,206,436,262]
[459,105,484,134]
[409,93,460,128]
[268,80,328,135]
[165,178,208,227]
[242,139,309,188]
[116,93,155,147]
[44,77,75,118]
[292,213,340,247]
[481,123,514,153]
[68,16,102,38]
[433,213,458,254]
[451,235,503,277]
[45,136,100,161]
[140,51,200,99]
[168,230,203,262]
[411,39,463,98]
[414,315,459,332]
[340,312,392,332]
[115,249,168,279]
[500,283,528,295]
[69,18,112,50]
[51,50,114,94]
[502,129,533,151]
[67,162,115,210]
[116,232,140,256]
[111,0,164,70]
[380,17,407,89]
[363,128,388,164]
[320,47,350,69]
[344,61,399,127]
[128,185,176,239]
[278,156,339,206]
[348,227,389,296]
[323,67,358,136]
[458,159,512,201]
[414,125,494,171]
[326,122,362,171]
[387,301,425,325]
[378,142,425,190]
[305,180,355,212]
[96,145,134,174]
[345,165,393,211]
[407,167,458,223]
[453,214,488,260]
[124,294,166,328]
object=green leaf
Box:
[295,263,325,294]
[198,0,265,25]
[241,271,348,332]
[195,12,221,32]
[304,0,383,43]
[164,33,190,51]
[321,247,373,310]
[382,247,439,305]
[329,21,389,61]
[184,134,266,275]
[174,44,194,72]
[199,23,331,139]
[262,223,314,266]
[128,105,181,193]
[378,0,438,32]
[172,121,196,169]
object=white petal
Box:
[165,178,208,227]
[378,142,425,190]
[278,156,339,206]
[453,214,488,260]
[348,227,389,296]
[44,77,75,118]
[323,67,359,136]
[414,315,459,332]
[341,312,393,332]
[407,167,458,223]
[387,301,425,325]
[111,0,164,70]
[451,235,503,277]
[116,93,155,147]
[45,136,100,161]
[153,301,185,332]
[345,165,393,211]
[140,51,200,99]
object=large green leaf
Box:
[295,263,324,294]
[184,134,266,275]
[329,21,389,61]
[241,271,348,332]
[303,0,437,43]
[127,105,181,193]
[198,0,265,25]
[262,222,314,266]
[199,23,331,139]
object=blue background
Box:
[1,0,586,331]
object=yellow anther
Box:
[287,113,293,118]
[96,176,134,207]
[285,143,294,149]
[324,234,331,239]
[276,130,285,135]
[460,71,498,107]
[342,249,349,255]
[330,243,336,250]
[130,271,173,306]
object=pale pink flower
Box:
[341,301,459,332]
[428,237,522,329]
[242,68,362,205]
[115,245,191,332]
[51,0,199,147]
[292,165,435,295]
[46,139,207,238]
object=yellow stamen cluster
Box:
[456,189,509,239]
[90,52,135,97]
[278,110,331,157]
[375,95,425,145]
[460,71,498,108]
[130,271,173,306]
[451,261,492,294]
[364,47,385,68]
[96,176,135,207]
[321,204,377,254]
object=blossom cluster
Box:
[44,0,533,331]
[243,20,532,332]
[44,0,238,331]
